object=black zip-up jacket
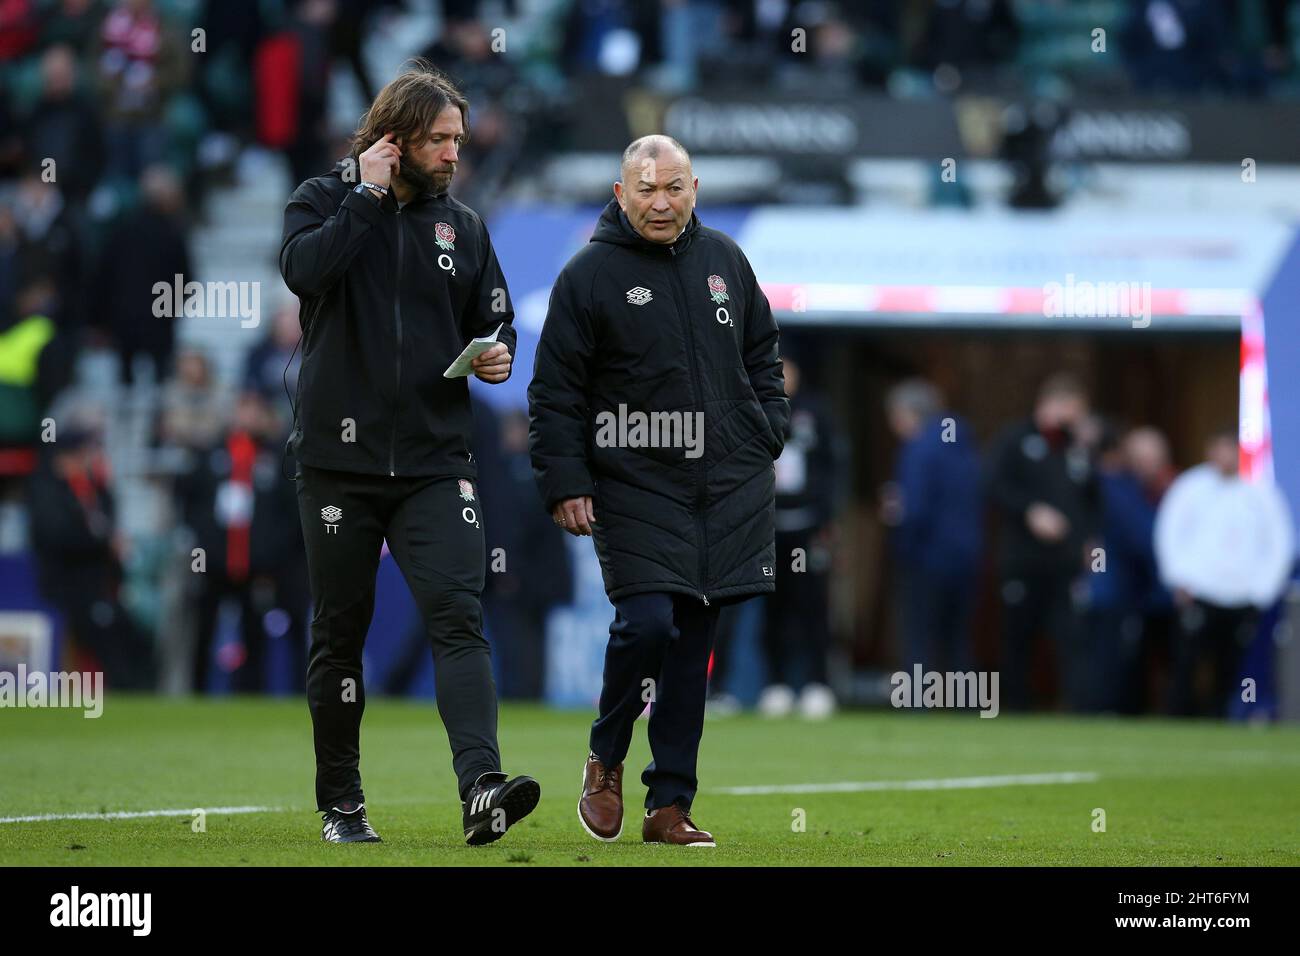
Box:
[987,418,1102,578]
[280,162,515,478]
[528,200,789,604]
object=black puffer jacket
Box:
[528,200,789,604]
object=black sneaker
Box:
[462,771,541,846]
[321,800,382,843]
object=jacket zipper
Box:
[389,207,404,477]
[669,243,709,606]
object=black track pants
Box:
[295,463,501,809]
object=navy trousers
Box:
[589,592,721,811]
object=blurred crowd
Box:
[558,0,1300,97]
[881,372,1292,718]
[0,0,528,378]
[709,369,1294,721]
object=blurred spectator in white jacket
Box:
[1154,429,1295,716]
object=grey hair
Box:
[621,134,692,180]
[886,378,942,420]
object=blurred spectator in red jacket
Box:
[97,0,186,178]
[27,414,156,687]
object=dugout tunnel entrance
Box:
[776,318,1243,711]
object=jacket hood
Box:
[591,198,700,254]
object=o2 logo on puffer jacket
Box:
[435,222,456,251]
[707,274,729,305]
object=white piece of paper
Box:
[443,324,504,378]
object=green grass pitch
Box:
[2,697,1297,866]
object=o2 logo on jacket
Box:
[458,479,480,528]
[435,222,457,276]
[709,274,733,326]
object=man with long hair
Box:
[280,62,539,846]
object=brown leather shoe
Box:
[642,803,716,847]
[578,753,623,841]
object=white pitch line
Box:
[0,805,283,825]
[714,771,1100,796]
